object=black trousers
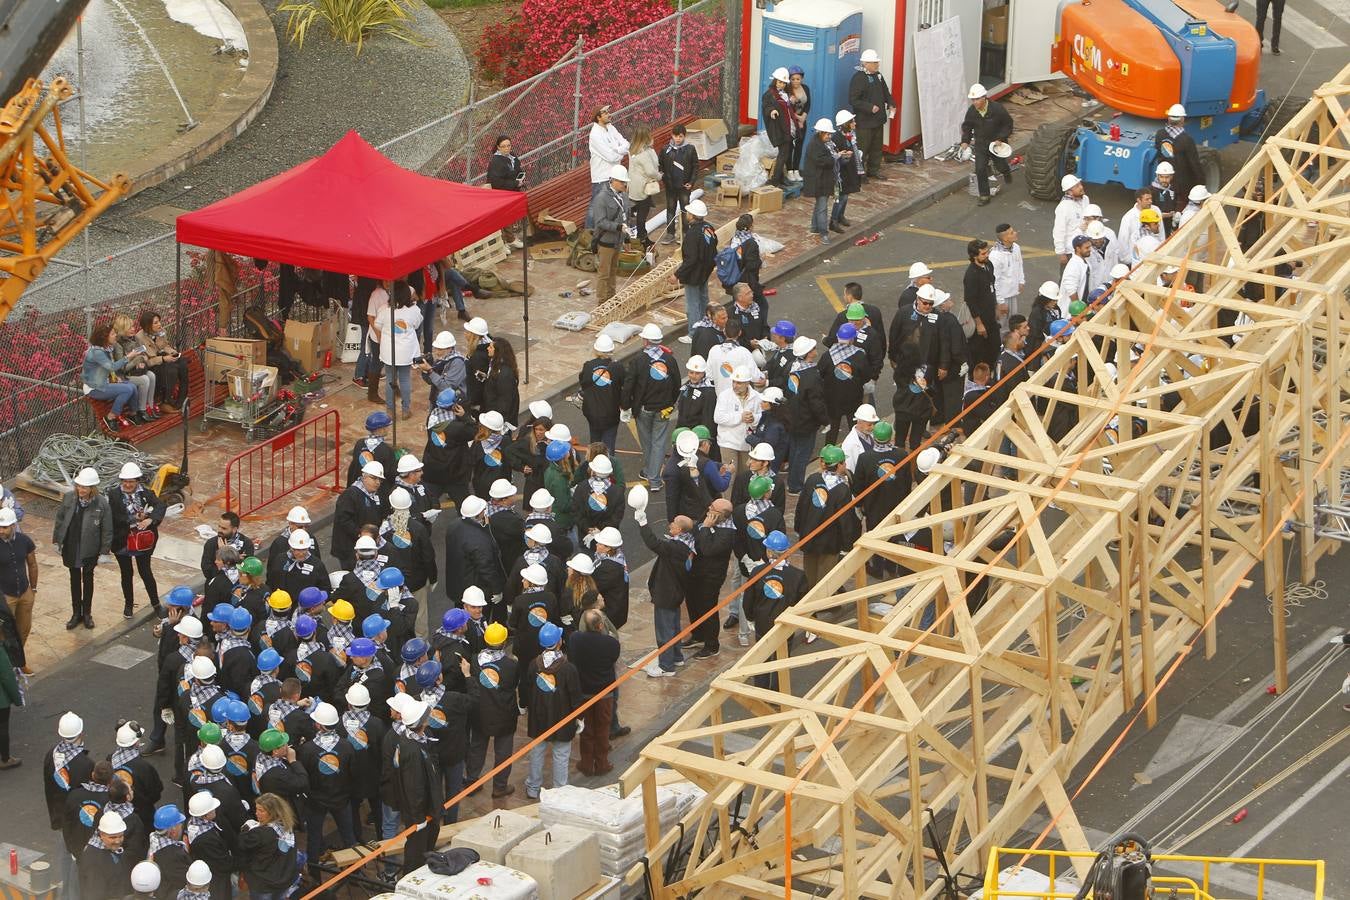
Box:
[153,357,189,405]
[632,197,654,247]
[891,411,930,455]
[686,581,721,650]
[769,140,792,187]
[0,706,10,760]
[116,553,160,608]
[402,818,435,874]
[857,125,885,176]
[974,144,1012,198]
[465,729,513,793]
[664,187,690,236]
[1255,0,1284,47]
[67,565,96,618]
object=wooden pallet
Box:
[589,218,737,327]
[452,231,510,271]
[13,467,71,501]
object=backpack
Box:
[715,244,743,290]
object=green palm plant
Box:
[279,0,424,54]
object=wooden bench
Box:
[526,114,699,238]
[88,348,220,442]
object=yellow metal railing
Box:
[982,847,1326,900]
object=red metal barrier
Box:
[224,410,342,517]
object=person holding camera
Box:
[487,135,526,249]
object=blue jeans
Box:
[353,323,371,379]
[385,364,413,414]
[811,195,831,236]
[584,182,604,229]
[653,605,684,672]
[787,431,817,494]
[525,740,571,797]
[635,409,674,489]
[831,194,850,225]
[88,382,136,415]
[684,284,710,335]
[445,269,470,312]
[589,423,619,456]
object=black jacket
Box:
[960,100,1013,145]
[963,261,999,337]
[509,589,558,674]
[832,131,863,195]
[298,732,356,811]
[346,438,396,489]
[730,467,787,511]
[421,685,475,766]
[848,69,894,129]
[742,561,807,636]
[470,652,521,737]
[523,653,582,741]
[760,87,793,148]
[818,345,866,418]
[622,344,680,413]
[794,473,861,556]
[150,840,190,900]
[200,533,255,582]
[187,823,235,900]
[591,557,631,630]
[113,753,163,831]
[689,322,724,361]
[423,413,475,494]
[728,300,767,346]
[45,745,94,830]
[341,711,387,801]
[567,631,620,696]
[275,554,328,607]
[190,777,248,839]
[251,761,307,822]
[639,523,693,610]
[659,141,700,191]
[691,523,735,591]
[675,378,717,434]
[800,135,836,198]
[732,501,787,576]
[265,529,324,591]
[488,508,527,577]
[853,445,910,529]
[824,313,887,383]
[78,845,128,900]
[782,363,829,434]
[235,821,298,893]
[487,151,524,191]
[382,519,437,592]
[579,357,623,429]
[571,477,624,535]
[61,783,108,857]
[443,515,506,605]
[331,485,388,567]
[107,484,166,556]
[482,363,520,426]
[675,220,718,286]
[1154,126,1203,200]
[394,733,443,827]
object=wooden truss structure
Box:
[620,66,1350,899]
[590,218,737,327]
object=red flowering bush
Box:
[478,0,673,84]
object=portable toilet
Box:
[757,0,864,128]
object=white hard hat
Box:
[386,692,414,717]
[488,478,516,499]
[834,110,855,127]
[465,316,490,336]
[199,745,226,771]
[99,810,128,836]
[116,722,142,748]
[590,454,613,476]
[288,529,313,550]
[749,443,775,462]
[640,323,664,341]
[130,861,162,893]
[397,454,423,474]
[174,617,203,640]
[771,66,790,82]
[916,447,942,473]
[401,698,430,728]
[916,283,940,303]
[521,563,550,586]
[1083,203,1103,218]
[731,366,752,382]
[853,403,879,423]
[191,657,216,680]
[1155,161,1175,176]
[1039,281,1062,301]
[345,683,371,707]
[566,553,595,575]
[388,487,412,510]
[74,467,100,488]
[1167,103,1186,118]
[1085,221,1107,239]
[627,483,648,512]
[528,488,554,511]
[1061,174,1082,192]
[188,791,221,818]
[595,526,624,547]
[989,141,1012,159]
[761,386,784,404]
[813,118,835,134]
[609,164,629,182]
[593,334,615,353]
[528,400,553,421]
[460,495,487,519]
[1109,263,1132,280]
[0,509,16,527]
[860,48,880,63]
[310,702,339,727]
[186,861,212,888]
[462,585,488,607]
[287,505,311,525]
[908,262,933,279]
[354,535,378,552]
[967,83,988,100]
[361,460,385,479]
[685,354,707,373]
[675,430,700,458]
[792,336,817,358]
[479,411,506,431]
[119,462,143,480]
[686,199,708,217]
[1188,185,1210,203]
[525,523,553,545]
[432,331,456,350]
[58,711,84,739]
[328,570,348,591]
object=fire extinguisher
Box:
[1109,121,1122,142]
[323,349,332,369]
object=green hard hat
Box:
[197,723,222,745]
[239,556,264,577]
[748,475,774,499]
[671,427,690,445]
[692,425,712,442]
[1068,300,1088,317]
[845,302,866,321]
[258,729,289,753]
[872,421,894,443]
[820,444,845,466]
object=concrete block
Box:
[451,809,543,865]
[506,824,602,900]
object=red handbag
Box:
[127,529,156,553]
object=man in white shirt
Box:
[706,318,761,394]
[840,403,879,473]
[1059,235,1093,310]
[586,105,630,229]
[1084,221,1120,289]
[1177,185,1209,229]
[713,367,763,472]
[1074,203,1116,246]
[989,222,1025,325]
[1131,208,1165,265]
[1116,188,1153,258]
[1053,174,1091,265]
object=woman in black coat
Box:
[235,794,298,900]
[107,466,166,618]
[481,338,520,428]
[831,114,863,232]
[486,135,525,247]
[761,69,796,188]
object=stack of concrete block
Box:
[451,809,542,865]
[505,824,601,900]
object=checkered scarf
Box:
[111,746,139,770]
[52,740,83,772]
[85,833,121,854]
[341,708,370,742]
[744,497,773,520]
[523,545,548,567]
[186,816,218,847]
[828,341,860,368]
[253,753,285,792]
[188,679,217,713]
[268,698,299,729]
[328,622,355,652]
[223,730,250,752]
[312,730,339,754]
[149,831,186,858]
[822,471,844,491]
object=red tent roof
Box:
[175,131,527,280]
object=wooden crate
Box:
[453,231,510,271]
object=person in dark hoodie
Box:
[675,199,719,342]
[184,792,233,900]
[794,445,862,587]
[687,500,735,659]
[522,623,581,799]
[620,324,681,493]
[465,623,520,800]
[297,702,356,866]
[392,698,444,873]
[741,531,807,689]
[235,793,299,899]
[380,490,437,611]
[339,682,386,844]
[781,337,829,495]
[847,48,894,180]
[578,335,624,454]
[634,502,695,677]
[800,118,838,244]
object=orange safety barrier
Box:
[224,410,342,518]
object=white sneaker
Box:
[677,335,693,344]
[510,240,524,249]
[737,634,750,647]
[645,663,674,678]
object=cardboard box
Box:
[749,185,783,214]
[717,148,741,174]
[284,318,338,372]
[685,118,729,160]
[984,5,1008,45]
[204,337,266,384]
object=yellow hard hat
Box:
[484,623,508,647]
[1139,208,1162,224]
[330,599,355,622]
[267,590,293,611]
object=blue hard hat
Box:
[298,586,328,609]
[226,700,251,724]
[167,585,196,608]
[362,614,391,639]
[365,411,392,431]
[546,440,570,462]
[415,660,442,690]
[764,530,790,553]
[538,622,563,649]
[836,323,857,342]
[210,697,233,724]
[1048,319,1073,337]
[376,567,405,590]
[228,607,253,632]
[1087,287,1108,305]
[401,637,429,663]
[436,388,457,408]
[153,804,186,831]
[206,604,233,624]
[442,608,470,631]
[257,647,283,671]
[348,638,377,658]
[294,614,318,639]
[771,320,797,339]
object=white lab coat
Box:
[1117,205,1144,255]
[705,342,761,394]
[1087,239,1121,289]
[840,427,872,473]
[989,241,1025,305]
[1052,194,1091,255]
[1132,230,1164,266]
[1059,254,1092,313]
[713,388,763,452]
[589,123,631,184]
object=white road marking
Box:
[1230,755,1350,858]
[1233,0,1346,49]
